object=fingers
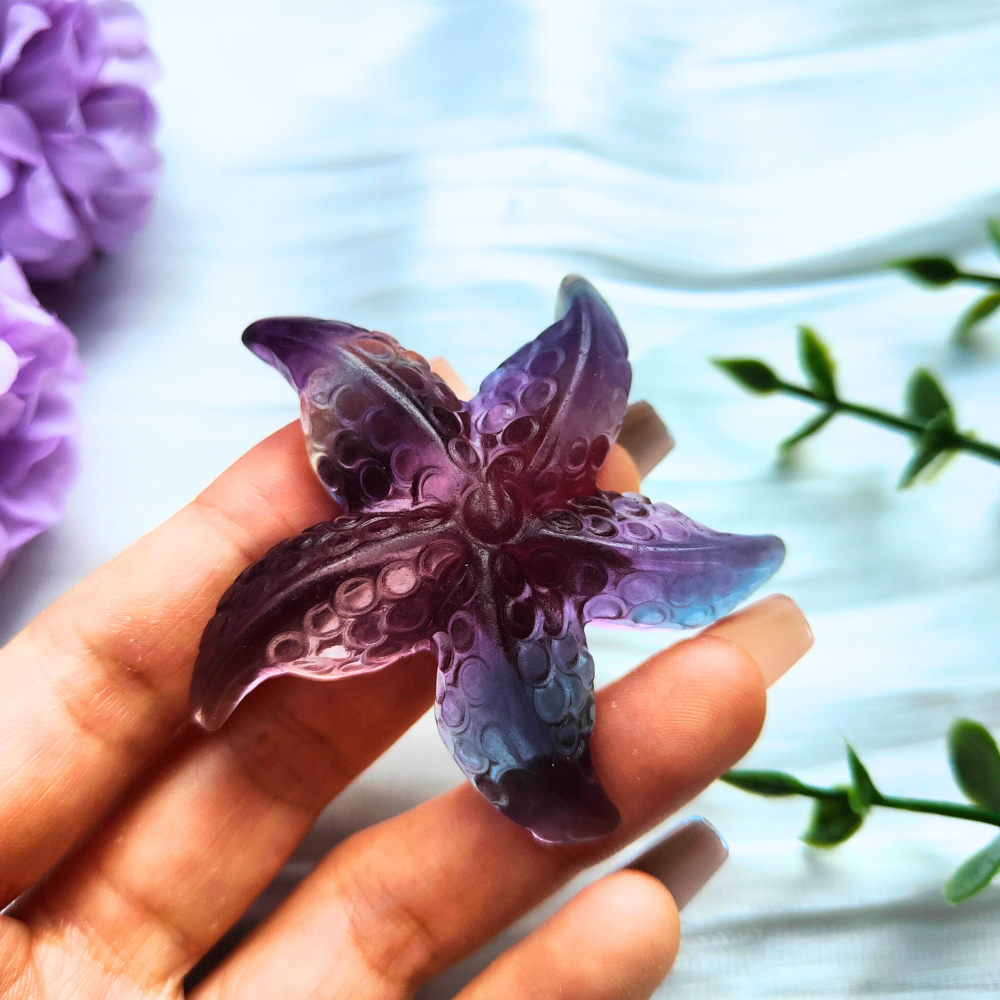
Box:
[192,629,770,999]
[453,871,679,1000]
[706,593,813,687]
[16,439,648,988]
[596,443,641,493]
[627,816,729,912]
[19,657,437,987]
[0,422,336,904]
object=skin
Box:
[0,425,765,1000]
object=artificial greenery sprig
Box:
[893,218,1000,346]
[722,719,1000,904]
[713,325,1000,487]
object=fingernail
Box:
[428,356,473,400]
[596,444,642,494]
[627,816,728,910]
[704,593,812,688]
[617,401,674,479]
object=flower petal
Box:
[0,260,81,573]
[23,163,78,240]
[92,0,160,88]
[42,131,115,199]
[243,317,469,512]
[0,250,33,300]
[0,337,18,394]
[465,275,632,513]
[16,226,91,280]
[0,3,51,78]
[2,14,82,131]
[435,606,619,844]
[0,101,44,165]
[91,0,150,54]
[0,154,17,201]
[191,507,473,730]
[82,85,159,161]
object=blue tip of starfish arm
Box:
[601,527,786,630]
[490,745,621,845]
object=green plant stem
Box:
[957,271,1000,288]
[746,774,1000,828]
[774,380,1000,465]
[877,793,1000,827]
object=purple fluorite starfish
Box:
[191,277,784,844]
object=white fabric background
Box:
[3,1,1000,995]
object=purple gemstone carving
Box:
[191,276,785,844]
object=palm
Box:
[0,414,774,1000]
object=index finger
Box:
[0,422,336,904]
[0,424,640,907]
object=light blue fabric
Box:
[3,2,1000,995]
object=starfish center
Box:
[460,473,527,544]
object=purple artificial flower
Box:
[0,251,82,571]
[0,0,160,280]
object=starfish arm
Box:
[191,508,474,730]
[243,317,469,512]
[434,598,619,844]
[465,276,632,512]
[510,492,785,630]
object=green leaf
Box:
[898,442,949,488]
[944,833,1000,904]
[987,219,1000,259]
[954,292,1000,346]
[712,358,781,394]
[948,719,1000,811]
[845,742,880,817]
[780,409,836,452]
[892,257,960,286]
[796,326,838,401]
[898,411,957,488]
[801,792,863,848]
[720,769,810,797]
[905,368,953,424]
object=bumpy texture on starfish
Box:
[191,277,784,844]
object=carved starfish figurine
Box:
[191,276,784,844]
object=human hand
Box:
[0,424,810,999]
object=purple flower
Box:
[0,0,160,280]
[0,252,82,571]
